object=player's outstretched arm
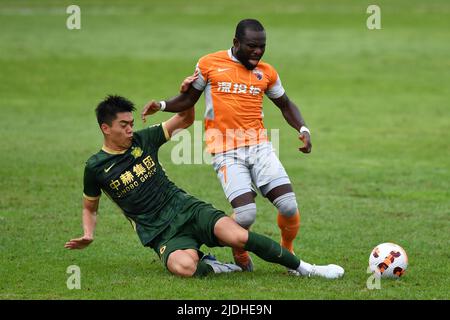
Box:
[271,93,312,154]
[164,107,196,138]
[64,197,99,250]
[141,72,202,122]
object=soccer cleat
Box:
[293,264,345,279]
[287,268,300,276]
[232,248,254,272]
[202,254,242,273]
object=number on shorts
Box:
[219,165,227,184]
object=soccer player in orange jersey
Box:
[142,19,312,273]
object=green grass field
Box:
[0,0,449,300]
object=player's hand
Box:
[64,236,93,250]
[299,132,312,153]
[179,70,199,93]
[141,100,161,123]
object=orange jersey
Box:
[192,49,285,154]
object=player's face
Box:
[234,29,266,70]
[103,112,134,149]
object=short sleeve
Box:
[136,123,170,149]
[83,164,101,200]
[192,62,207,91]
[265,67,285,99]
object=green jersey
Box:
[83,123,184,246]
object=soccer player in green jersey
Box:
[65,91,344,279]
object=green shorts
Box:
[149,195,227,267]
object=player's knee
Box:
[273,192,298,217]
[233,203,257,229]
[235,229,249,248]
[167,250,197,277]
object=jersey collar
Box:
[102,145,128,155]
[228,48,242,64]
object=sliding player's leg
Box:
[213,216,344,279]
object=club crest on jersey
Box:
[252,68,263,81]
[131,147,143,159]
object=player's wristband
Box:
[159,100,166,111]
[299,126,310,135]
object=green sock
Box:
[244,231,300,270]
[193,261,214,277]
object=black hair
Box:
[95,95,136,126]
[235,19,265,41]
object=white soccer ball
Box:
[369,243,408,278]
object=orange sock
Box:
[277,210,300,253]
